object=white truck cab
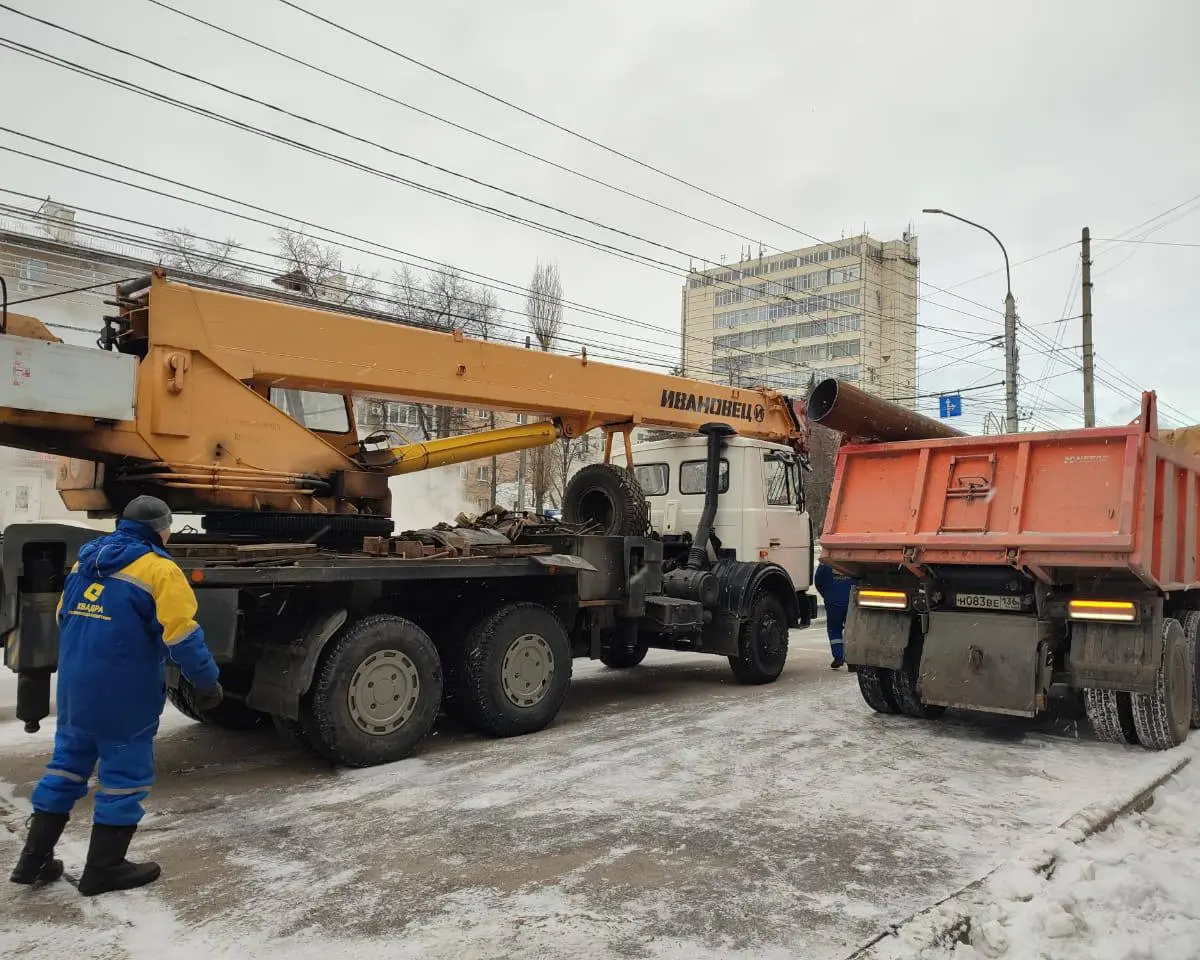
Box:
[613,435,815,592]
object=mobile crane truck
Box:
[0,272,951,767]
[812,376,1200,752]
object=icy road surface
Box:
[0,629,1191,960]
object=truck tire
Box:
[1132,617,1192,750]
[728,590,789,685]
[271,714,331,761]
[887,642,946,720]
[301,614,443,767]
[856,666,901,714]
[1181,611,1200,729]
[600,638,649,669]
[1083,689,1139,745]
[561,463,649,537]
[167,679,268,731]
[452,602,573,738]
[166,686,204,723]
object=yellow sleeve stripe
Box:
[119,552,200,646]
[112,571,152,595]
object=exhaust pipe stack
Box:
[806,378,966,443]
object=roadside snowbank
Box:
[881,753,1200,960]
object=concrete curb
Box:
[844,751,1193,959]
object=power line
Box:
[138,0,771,255]
[0,20,1004,352]
[1093,238,1200,248]
[0,139,949,389]
[0,36,697,278]
[0,13,1042,399]
[4,276,138,305]
[272,0,835,251]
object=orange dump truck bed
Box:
[822,393,1200,590]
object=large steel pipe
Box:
[806,378,966,442]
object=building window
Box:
[19,259,48,285]
[476,465,489,482]
[478,498,489,511]
[829,340,861,360]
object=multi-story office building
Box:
[681,233,919,406]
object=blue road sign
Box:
[939,393,963,418]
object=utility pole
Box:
[1081,227,1095,428]
[1003,290,1019,433]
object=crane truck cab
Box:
[611,434,815,606]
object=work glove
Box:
[194,683,224,713]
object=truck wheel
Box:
[728,590,789,685]
[1132,617,1193,750]
[168,679,268,731]
[886,645,947,720]
[1083,689,1138,745]
[561,463,649,536]
[452,602,572,738]
[856,666,901,714]
[302,614,443,767]
[1181,611,1200,729]
[600,638,649,669]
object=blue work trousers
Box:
[31,728,156,826]
[826,602,848,660]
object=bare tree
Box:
[156,227,245,283]
[526,261,563,350]
[524,261,565,513]
[274,228,378,308]
[387,266,501,440]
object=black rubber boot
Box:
[77,824,161,897]
[830,657,845,669]
[9,811,68,887]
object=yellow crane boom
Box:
[0,272,806,518]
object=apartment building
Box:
[681,233,919,406]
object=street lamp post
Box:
[923,208,1019,433]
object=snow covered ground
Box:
[870,751,1200,960]
[1,630,1195,959]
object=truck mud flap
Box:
[1066,601,1162,696]
[919,611,1046,717]
[844,603,911,669]
[245,608,347,719]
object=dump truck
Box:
[0,272,951,767]
[813,377,1200,751]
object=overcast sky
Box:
[2,0,1198,433]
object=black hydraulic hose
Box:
[1,275,7,334]
[687,422,735,570]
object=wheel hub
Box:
[758,612,784,658]
[347,649,421,735]
[501,633,554,708]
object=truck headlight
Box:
[857,589,909,611]
[1067,599,1137,622]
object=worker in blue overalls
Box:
[814,560,856,670]
[9,496,223,896]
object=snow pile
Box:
[881,753,1200,960]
